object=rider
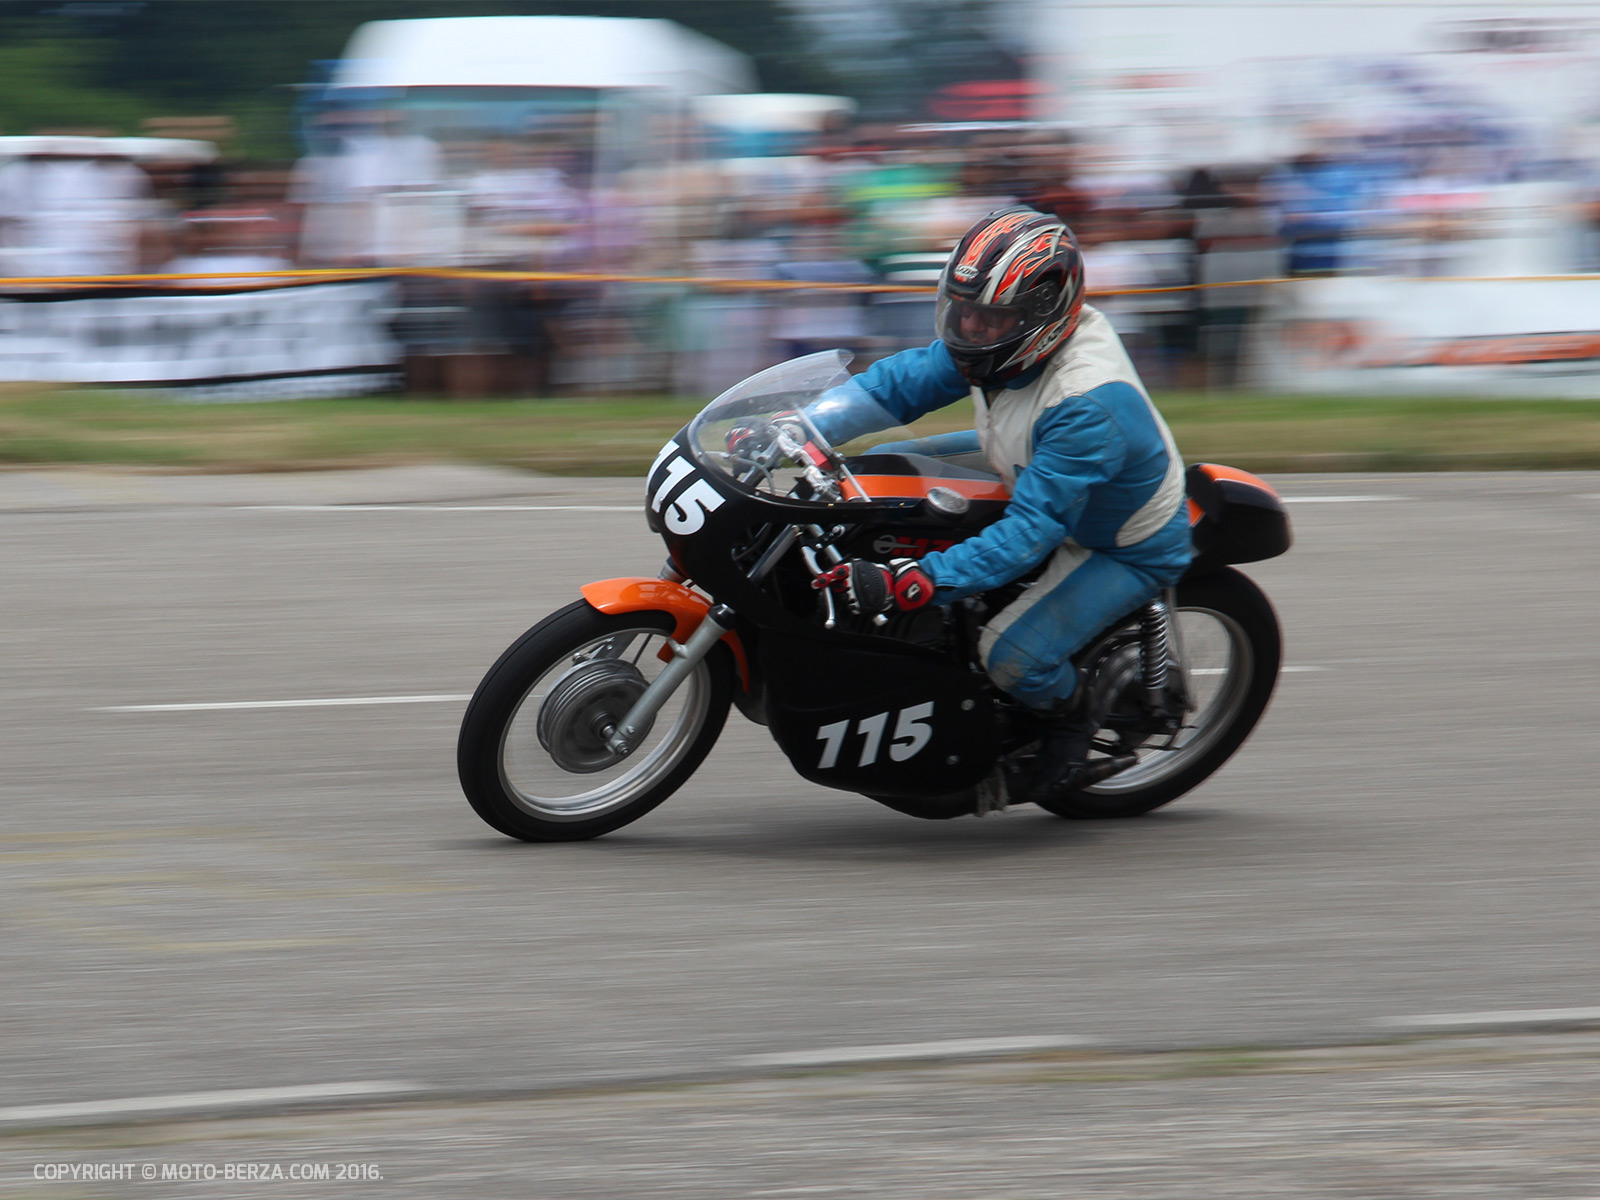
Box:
[811,205,1192,796]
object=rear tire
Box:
[1038,568,1281,820]
[458,602,733,841]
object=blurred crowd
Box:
[4,107,1600,396]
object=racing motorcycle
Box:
[459,351,1291,841]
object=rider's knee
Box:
[982,633,1077,708]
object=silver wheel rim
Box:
[497,625,712,822]
[1086,605,1256,794]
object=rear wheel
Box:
[458,602,733,841]
[1037,568,1281,820]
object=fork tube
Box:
[748,526,800,581]
[605,605,733,754]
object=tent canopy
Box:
[331,16,756,97]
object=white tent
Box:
[331,16,756,97]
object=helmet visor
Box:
[936,295,1030,352]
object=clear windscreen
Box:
[686,350,943,505]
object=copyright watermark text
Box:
[34,1162,382,1182]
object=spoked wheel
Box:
[1037,567,1281,820]
[458,601,733,841]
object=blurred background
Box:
[3,0,1600,401]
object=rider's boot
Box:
[1014,675,1134,800]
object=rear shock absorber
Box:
[1139,597,1170,705]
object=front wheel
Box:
[458,602,733,841]
[1038,567,1282,820]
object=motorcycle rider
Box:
[811,205,1192,797]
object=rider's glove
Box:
[813,558,934,614]
[725,421,771,460]
[726,413,800,461]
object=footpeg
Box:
[1075,754,1137,787]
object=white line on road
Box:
[1281,495,1407,503]
[1375,1007,1600,1033]
[0,1081,424,1126]
[1190,665,1325,675]
[735,1036,1095,1069]
[100,666,1327,711]
[93,694,471,713]
[239,504,637,512]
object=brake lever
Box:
[799,544,838,629]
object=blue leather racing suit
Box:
[816,306,1192,709]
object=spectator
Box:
[1265,127,1381,276]
[162,210,292,285]
[464,135,580,266]
[1018,139,1092,229]
[0,143,152,278]
[671,202,781,397]
[837,130,958,270]
[769,240,876,362]
[289,107,443,268]
[1192,168,1283,387]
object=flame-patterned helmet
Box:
[936,206,1085,387]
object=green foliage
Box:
[0,0,844,159]
[0,37,151,135]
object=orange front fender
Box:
[579,577,750,689]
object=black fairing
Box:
[1184,464,1293,577]
[758,631,1001,797]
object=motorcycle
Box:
[459,351,1291,841]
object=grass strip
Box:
[3,385,1600,475]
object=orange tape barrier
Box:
[2,267,1598,295]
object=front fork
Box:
[612,516,845,753]
[604,603,735,755]
[600,517,891,756]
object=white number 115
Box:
[815,703,935,769]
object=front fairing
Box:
[641,352,1012,796]
[644,425,898,635]
[645,350,1008,633]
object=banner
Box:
[1257,276,1600,397]
[0,280,401,399]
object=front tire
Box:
[1038,568,1281,820]
[458,602,733,841]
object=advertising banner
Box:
[1257,276,1600,397]
[0,279,401,399]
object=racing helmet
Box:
[935,206,1085,387]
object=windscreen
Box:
[685,351,935,505]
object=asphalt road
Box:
[10,1036,1600,1198]
[3,468,1599,1116]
